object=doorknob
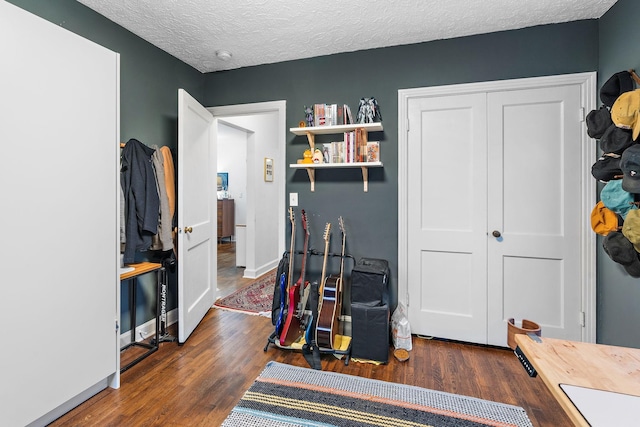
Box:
[492,230,501,238]
[185,226,193,233]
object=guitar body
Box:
[316,275,342,349]
[280,210,310,346]
[315,217,346,351]
[274,272,287,336]
[280,280,302,346]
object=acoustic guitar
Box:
[280,209,310,346]
[316,218,346,350]
[275,207,295,337]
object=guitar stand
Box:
[263,328,352,366]
[264,251,354,367]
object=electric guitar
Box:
[316,221,341,350]
[275,207,295,337]
[280,209,310,346]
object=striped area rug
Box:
[222,361,533,427]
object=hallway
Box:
[216,241,253,298]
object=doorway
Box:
[208,101,286,281]
[398,73,597,346]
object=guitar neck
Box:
[286,209,296,292]
[319,223,331,294]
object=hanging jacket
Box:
[121,138,160,264]
[150,146,173,251]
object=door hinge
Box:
[406,118,410,132]
[579,311,585,327]
[579,107,585,122]
[116,320,120,332]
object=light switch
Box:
[289,192,298,207]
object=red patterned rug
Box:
[214,270,276,316]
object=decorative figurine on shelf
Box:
[356,97,382,123]
[302,148,313,164]
[304,105,314,127]
[312,148,324,164]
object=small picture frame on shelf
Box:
[264,158,274,182]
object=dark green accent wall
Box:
[597,0,640,348]
[204,21,599,317]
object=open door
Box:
[177,89,217,343]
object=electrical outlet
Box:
[289,192,298,207]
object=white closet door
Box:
[407,92,489,343]
[0,3,119,426]
[405,77,589,346]
[486,85,583,346]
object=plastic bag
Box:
[391,303,412,351]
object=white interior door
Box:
[486,85,583,345]
[406,93,489,343]
[177,89,217,343]
[403,75,594,346]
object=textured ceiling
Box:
[76,0,617,73]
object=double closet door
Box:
[403,74,595,347]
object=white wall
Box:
[217,122,249,226]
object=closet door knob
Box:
[185,226,193,233]
[492,230,501,238]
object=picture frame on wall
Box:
[217,172,228,191]
[264,158,273,182]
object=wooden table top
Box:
[120,262,163,281]
[515,335,640,426]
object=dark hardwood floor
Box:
[49,242,571,426]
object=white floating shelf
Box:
[289,162,383,192]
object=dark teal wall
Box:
[8,0,205,330]
[204,21,599,317]
[597,0,640,348]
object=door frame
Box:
[208,101,287,265]
[398,72,597,342]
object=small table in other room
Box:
[120,262,164,373]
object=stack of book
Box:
[321,128,380,164]
[313,104,353,126]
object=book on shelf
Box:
[311,103,353,127]
[318,130,378,164]
[366,141,380,162]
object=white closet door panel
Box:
[0,3,119,426]
[503,256,564,326]
[487,85,583,346]
[502,100,563,236]
[407,93,488,343]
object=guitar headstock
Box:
[289,206,295,224]
[302,209,309,236]
[323,223,331,242]
[338,216,345,236]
